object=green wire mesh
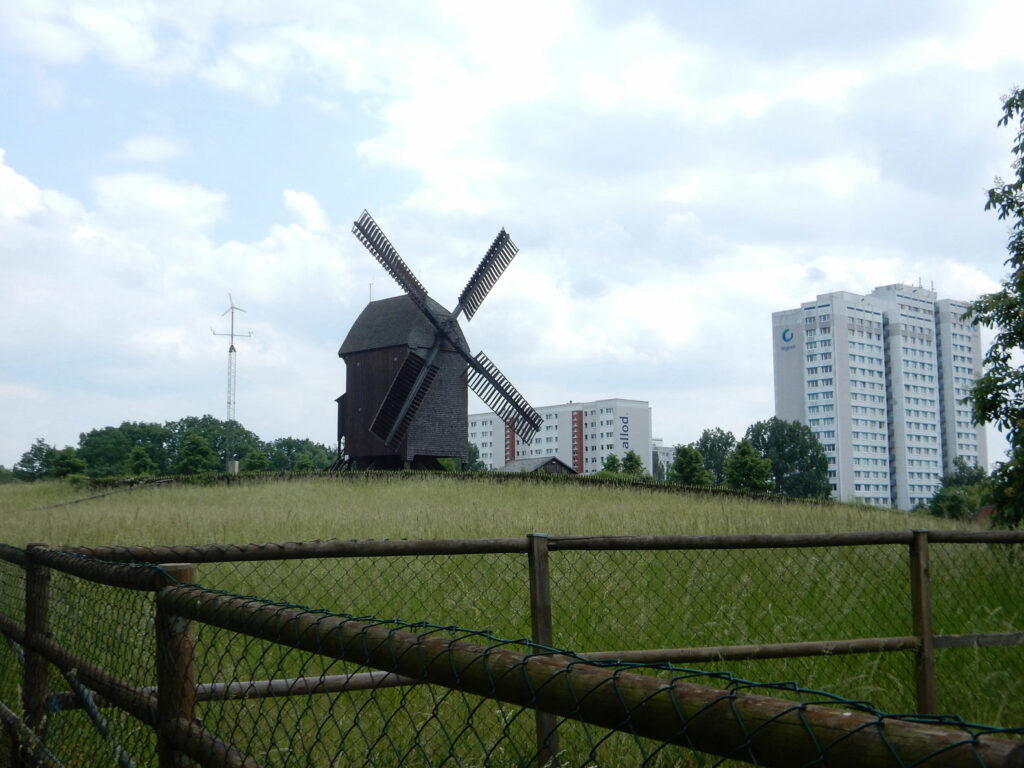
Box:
[0,540,1021,768]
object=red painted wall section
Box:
[571,410,584,473]
[504,419,517,463]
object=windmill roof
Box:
[339,295,470,357]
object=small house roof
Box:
[495,457,578,474]
[339,295,470,358]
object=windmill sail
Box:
[467,351,543,443]
[371,352,439,445]
[353,211,430,312]
[457,229,519,320]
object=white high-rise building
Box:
[772,284,986,510]
[935,299,987,474]
[468,398,653,474]
[651,438,677,478]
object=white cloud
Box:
[93,172,227,233]
[953,0,1024,69]
[0,2,90,64]
[0,149,43,220]
[720,66,869,120]
[283,189,327,231]
[803,155,880,198]
[69,3,158,68]
[201,37,297,103]
[117,136,188,164]
[0,1,210,73]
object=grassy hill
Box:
[0,473,972,547]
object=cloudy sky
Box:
[1,1,1021,469]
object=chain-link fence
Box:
[0,532,1022,767]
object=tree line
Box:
[2,415,335,482]
[656,418,831,498]
[652,422,995,518]
[597,449,647,478]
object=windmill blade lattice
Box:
[371,352,439,445]
[467,352,543,443]
[352,211,430,312]
[457,229,519,320]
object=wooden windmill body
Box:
[336,212,542,470]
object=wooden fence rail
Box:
[0,529,1022,767]
[58,527,1024,718]
[158,583,1024,768]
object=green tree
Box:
[241,450,270,472]
[266,437,333,471]
[0,465,15,484]
[691,428,736,485]
[14,438,54,481]
[600,453,621,473]
[745,418,829,498]
[119,421,173,475]
[50,446,87,478]
[927,458,990,521]
[127,445,158,476]
[166,415,262,469]
[223,419,264,464]
[941,457,988,490]
[467,442,487,471]
[294,451,316,471]
[724,439,774,493]
[988,446,1024,526]
[929,485,987,521]
[966,89,1024,527]
[173,433,221,475]
[668,445,714,486]
[621,449,645,476]
[77,426,132,477]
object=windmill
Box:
[335,210,542,470]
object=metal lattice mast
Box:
[226,344,237,421]
[212,295,252,467]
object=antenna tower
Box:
[212,295,252,469]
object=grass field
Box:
[0,473,970,546]
[1,475,1020,766]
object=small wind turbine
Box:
[212,294,252,470]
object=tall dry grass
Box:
[0,473,971,548]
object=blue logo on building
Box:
[781,328,794,343]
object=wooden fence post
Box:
[23,543,51,741]
[155,563,197,768]
[909,530,937,714]
[3,726,14,768]
[528,533,559,766]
